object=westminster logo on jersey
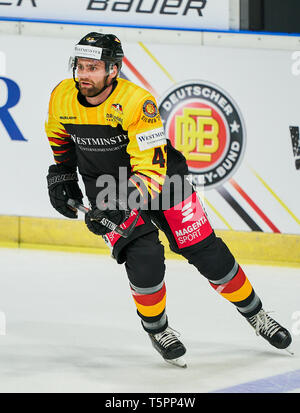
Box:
[159,81,246,189]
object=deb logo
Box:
[0,51,26,141]
[159,80,246,189]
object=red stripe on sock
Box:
[131,283,166,306]
[210,266,246,294]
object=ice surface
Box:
[0,248,299,393]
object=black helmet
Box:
[74,32,124,75]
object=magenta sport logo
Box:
[163,192,213,249]
[159,80,246,190]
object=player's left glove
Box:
[85,207,127,236]
[47,164,83,219]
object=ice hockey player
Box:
[45,32,292,367]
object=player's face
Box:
[77,58,110,97]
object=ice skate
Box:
[148,326,187,368]
[246,309,292,353]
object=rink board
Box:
[0,26,300,236]
[0,0,231,31]
[0,215,299,267]
[0,23,299,269]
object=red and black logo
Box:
[159,80,246,189]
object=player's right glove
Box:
[85,207,127,236]
[47,164,83,219]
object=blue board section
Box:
[0,15,300,36]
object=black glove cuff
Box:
[47,164,78,188]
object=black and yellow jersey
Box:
[45,77,187,201]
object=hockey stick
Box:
[67,198,141,238]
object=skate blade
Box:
[284,346,294,356]
[165,356,187,368]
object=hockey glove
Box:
[85,207,126,236]
[47,164,83,219]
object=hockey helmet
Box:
[73,32,124,76]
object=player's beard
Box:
[78,81,103,97]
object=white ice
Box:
[0,247,299,393]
